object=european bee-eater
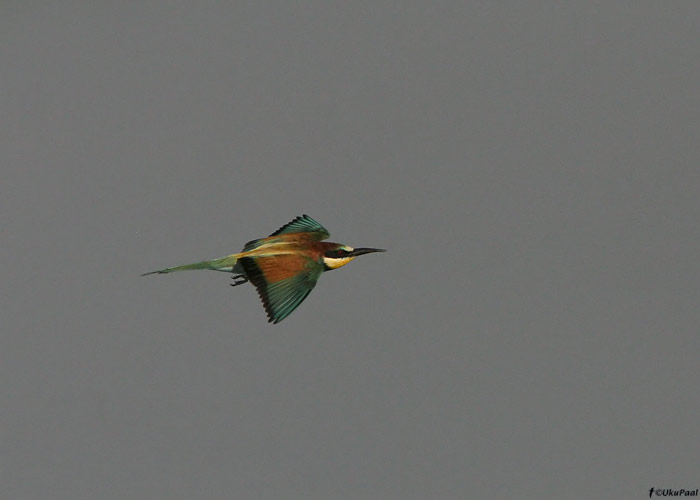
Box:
[142,215,385,323]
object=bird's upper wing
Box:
[238,254,323,324]
[242,215,330,252]
[269,214,330,239]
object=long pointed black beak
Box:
[349,247,387,257]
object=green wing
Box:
[242,214,330,252]
[239,255,323,324]
[269,214,330,239]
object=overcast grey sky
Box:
[2,3,699,499]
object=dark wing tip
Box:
[238,257,280,324]
[269,214,310,237]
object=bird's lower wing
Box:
[238,255,322,324]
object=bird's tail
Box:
[141,255,239,276]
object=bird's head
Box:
[322,244,386,270]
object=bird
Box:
[142,214,386,323]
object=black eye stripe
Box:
[326,249,347,258]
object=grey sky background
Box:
[2,3,699,499]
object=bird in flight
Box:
[142,214,385,323]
